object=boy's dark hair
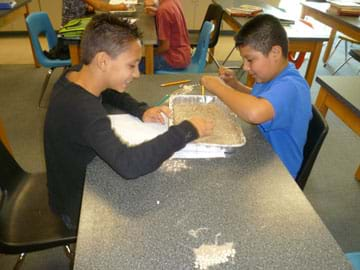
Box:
[80,13,142,64]
[235,14,288,57]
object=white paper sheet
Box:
[108,114,226,159]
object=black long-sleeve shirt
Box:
[44,68,198,227]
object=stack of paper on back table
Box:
[108,114,227,158]
[226,5,263,17]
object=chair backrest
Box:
[296,105,329,190]
[191,21,214,72]
[349,49,360,62]
[201,3,223,49]
[26,12,70,68]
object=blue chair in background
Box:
[346,252,360,270]
[26,12,71,107]
[155,21,214,74]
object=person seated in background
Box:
[140,0,191,72]
[201,14,312,180]
[62,0,128,25]
[44,13,213,232]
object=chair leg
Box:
[222,45,237,66]
[344,40,349,62]
[208,47,215,64]
[208,51,220,69]
[332,56,353,75]
[324,38,342,67]
[13,252,26,270]
[64,244,75,268]
[38,67,55,108]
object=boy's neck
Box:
[273,59,289,79]
[67,65,104,97]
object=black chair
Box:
[0,123,76,269]
[296,105,329,190]
[188,3,223,64]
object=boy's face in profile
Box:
[239,44,283,83]
[105,39,142,92]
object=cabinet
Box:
[0,0,62,32]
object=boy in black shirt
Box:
[44,13,213,231]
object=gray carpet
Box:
[0,41,359,269]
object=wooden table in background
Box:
[315,75,360,181]
[300,2,360,64]
[0,0,37,67]
[213,0,328,87]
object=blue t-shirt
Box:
[251,63,312,178]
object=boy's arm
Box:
[155,39,170,54]
[201,75,274,124]
[101,89,149,119]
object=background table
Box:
[301,1,360,64]
[66,4,157,74]
[73,74,351,270]
[0,0,37,66]
[213,0,328,87]
[315,75,360,181]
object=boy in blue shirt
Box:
[201,14,312,179]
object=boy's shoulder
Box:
[272,63,306,84]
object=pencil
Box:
[201,85,205,96]
[155,94,170,106]
[160,79,191,87]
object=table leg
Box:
[69,44,81,65]
[323,29,336,64]
[144,45,154,75]
[304,41,323,87]
[315,87,329,116]
[316,86,360,182]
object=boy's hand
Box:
[200,75,226,95]
[188,117,214,138]
[142,106,170,124]
[219,66,237,87]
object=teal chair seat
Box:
[346,252,360,270]
[155,21,214,74]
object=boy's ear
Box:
[94,52,110,71]
[271,45,282,58]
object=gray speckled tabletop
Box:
[73,74,352,270]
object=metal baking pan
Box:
[169,95,246,149]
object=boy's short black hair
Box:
[234,14,288,57]
[80,13,142,64]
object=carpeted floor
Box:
[0,38,359,269]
